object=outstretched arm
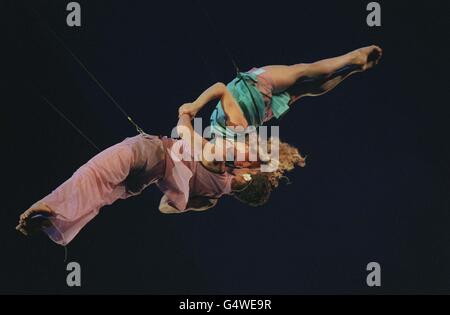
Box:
[179,82,248,128]
[177,113,226,171]
[176,113,210,151]
[179,82,227,118]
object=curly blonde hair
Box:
[233,140,306,207]
[266,140,306,188]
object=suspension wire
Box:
[39,92,101,153]
[186,31,217,83]
[193,0,241,75]
[193,0,265,131]
[29,7,145,135]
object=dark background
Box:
[1,0,449,294]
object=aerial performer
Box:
[16,45,381,245]
[16,112,305,245]
[178,45,382,139]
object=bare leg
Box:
[287,64,361,99]
[261,45,383,96]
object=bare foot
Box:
[352,45,383,71]
[16,203,53,236]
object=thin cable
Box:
[29,7,145,135]
[193,1,264,130]
[187,33,217,82]
[193,1,261,120]
[194,0,241,74]
[64,246,68,263]
[40,94,101,152]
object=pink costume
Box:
[37,134,233,245]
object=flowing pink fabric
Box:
[157,137,233,211]
[36,135,233,245]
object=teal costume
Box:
[210,71,292,138]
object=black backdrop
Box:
[1,0,449,294]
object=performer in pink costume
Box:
[16,113,305,246]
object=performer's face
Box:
[234,159,261,169]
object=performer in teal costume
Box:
[179,45,382,140]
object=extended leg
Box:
[16,135,163,244]
[287,64,361,100]
[260,45,382,96]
